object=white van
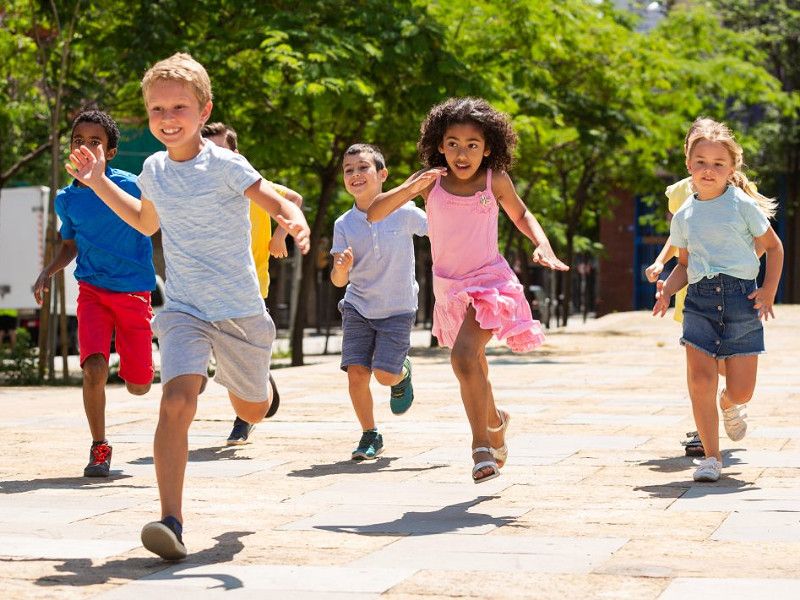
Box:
[0,185,164,354]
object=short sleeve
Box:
[223,152,262,195]
[54,190,74,240]
[136,157,155,200]
[670,212,687,248]
[738,193,770,238]
[331,218,347,255]
[665,178,694,215]
[405,202,428,237]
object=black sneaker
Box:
[227,417,255,445]
[351,430,384,460]
[84,441,112,477]
[681,431,705,457]
[265,372,280,418]
[141,516,187,560]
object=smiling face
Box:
[686,139,735,200]
[342,151,387,207]
[438,122,490,181]
[145,79,212,161]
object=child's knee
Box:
[126,381,152,396]
[82,354,109,384]
[373,368,400,386]
[347,365,372,387]
[450,346,478,377]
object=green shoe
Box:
[351,430,384,460]
[390,358,414,415]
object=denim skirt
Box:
[681,273,764,358]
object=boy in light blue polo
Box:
[331,144,427,460]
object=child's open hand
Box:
[406,167,447,195]
[652,280,670,317]
[274,215,310,255]
[749,287,776,321]
[532,244,569,271]
[65,144,106,185]
[332,247,354,272]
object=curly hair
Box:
[72,110,120,151]
[417,97,517,172]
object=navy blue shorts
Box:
[681,274,764,359]
[339,302,414,375]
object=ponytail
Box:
[729,171,777,220]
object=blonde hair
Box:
[141,52,213,107]
[686,118,777,219]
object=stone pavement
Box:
[1,308,800,600]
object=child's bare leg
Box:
[126,381,152,395]
[155,374,202,523]
[451,306,494,477]
[348,365,376,430]
[686,346,721,461]
[228,389,271,424]
[720,355,757,409]
[82,353,109,441]
[480,353,504,450]
[373,368,403,387]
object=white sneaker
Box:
[693,457,721,482]
[719,389,747,441]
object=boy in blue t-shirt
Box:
[34,110,156,479]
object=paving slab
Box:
[2,308,800,599]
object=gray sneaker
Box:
[693,457,721,482]
[351,430,384,460]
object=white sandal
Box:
[488,408,511,468]
[472,446,500,484]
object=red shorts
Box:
[77,281,154,385]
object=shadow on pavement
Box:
[287,457,446,478]
[30,531,254,590]
[128,445,253,466]
[314,497,514,536]
[0,473,140,494]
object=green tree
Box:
[707,0,800,301]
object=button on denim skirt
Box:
[681,273,764,358]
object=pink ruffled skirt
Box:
[432,265,546,352]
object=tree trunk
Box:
[290,167,339,366]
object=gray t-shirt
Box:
[671,185,770,284]
[332,201,428,319]
[138,142,264,321]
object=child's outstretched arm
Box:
[653,249,688,317]
[269,186,303,258]
[494,172,569,271]
[646,237,677,283]
[330,246,354,288]
[246,179,310,254]
[366,168,446,223]
[33,239,78,305]
[749,226,784,321]
[65,145,159,235]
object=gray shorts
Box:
[153,310,275,401]
[340,302,414,375]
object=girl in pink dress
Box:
[368,98,568,483]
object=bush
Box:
[0,328,42,385]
